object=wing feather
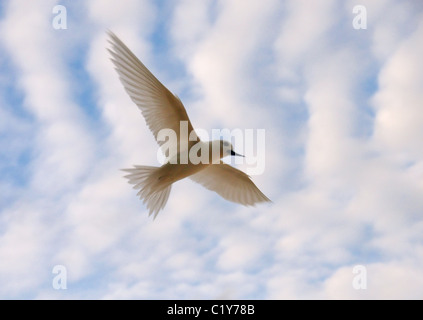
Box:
[190,162,271,206]
[107,31,199,153]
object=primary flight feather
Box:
[108,31,271,218]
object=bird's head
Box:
[220,140,244,158]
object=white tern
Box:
[108,31,271,218]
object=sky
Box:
[0,0,423,299]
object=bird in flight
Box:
[107,31,271,218]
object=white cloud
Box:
[371,18,423,160]
[170,0,213,59]
[1,0,423,300]
[324,261,423,299]
[173,0,281,128]
[1,0,96,193]
[274,0,338,68]
[216,230,265,271]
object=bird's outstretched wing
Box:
[107,31,199,153]
[190,162,271,206]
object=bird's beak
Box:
[231,150,245,157]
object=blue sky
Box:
[1,0,423,299]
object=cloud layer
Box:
[0,0,423,299]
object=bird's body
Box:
[151,162,209,185]
[108,31,271,218]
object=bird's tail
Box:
[122,165,172,219]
